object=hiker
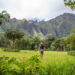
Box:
[40,42,44,58]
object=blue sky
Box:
[0,0,75,20]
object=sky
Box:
[0,0,75,21]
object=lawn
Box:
[0,48,75,65]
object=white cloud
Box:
[0,0,75,20]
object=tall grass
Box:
[0,48,75,75]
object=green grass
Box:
[0,48,75,65]
[0,48,75,75]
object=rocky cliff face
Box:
[1,13,75,38]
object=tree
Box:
[0,10,10,25]
[43,34,55,49]
[5,29,24,48]
[51,39,66,51]
[64,0,75,9]
[15,37,32,50]
[66,33,75,50]
[32,37,41,50]
[0,37,9,47]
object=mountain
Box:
[0,13,75,38]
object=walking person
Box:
[40,42,44,58]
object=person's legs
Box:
[40,51,43,59]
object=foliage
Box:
[5,29,24,41]
[0,10,10,25]
[0,56,19,75]
[0,54,75,75]
[32,37,41,50]
[0,12,75,38]
[0,29,74,52]
[25,55,42,75]
[15,37,33,50]
[66,33,75,51]
[0,55,42,75]
[0,37,9,47]
[51,39,66,51]
[64,0,75,9]
[4,29,24,51]
[43,34,55,49]
[68,51,75,56]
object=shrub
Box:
[0,55,42,75]
[0,55,75,75]
[68,51,75,56]
[25,55,42,75]
[0,56,19,75]
[51,39,66,51]
[66,33,75,51]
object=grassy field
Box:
[0,48,75,65]
[0,48,75,75]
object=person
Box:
[40,42,44,58]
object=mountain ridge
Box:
[1,13,75,38]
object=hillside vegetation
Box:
[1,13,75,38]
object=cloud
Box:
[0,0,75,20]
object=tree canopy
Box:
[0,10,10,25]
[64,0,75,9]
[51,38,66,51]
[5,29,24,41]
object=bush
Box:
[66,33,75,51]
[0,55,42,75]
[0,55,75,75]
[51,39,66,51]
[0,56,19,75]
[25,55,42,75]
[68,51,75,56]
